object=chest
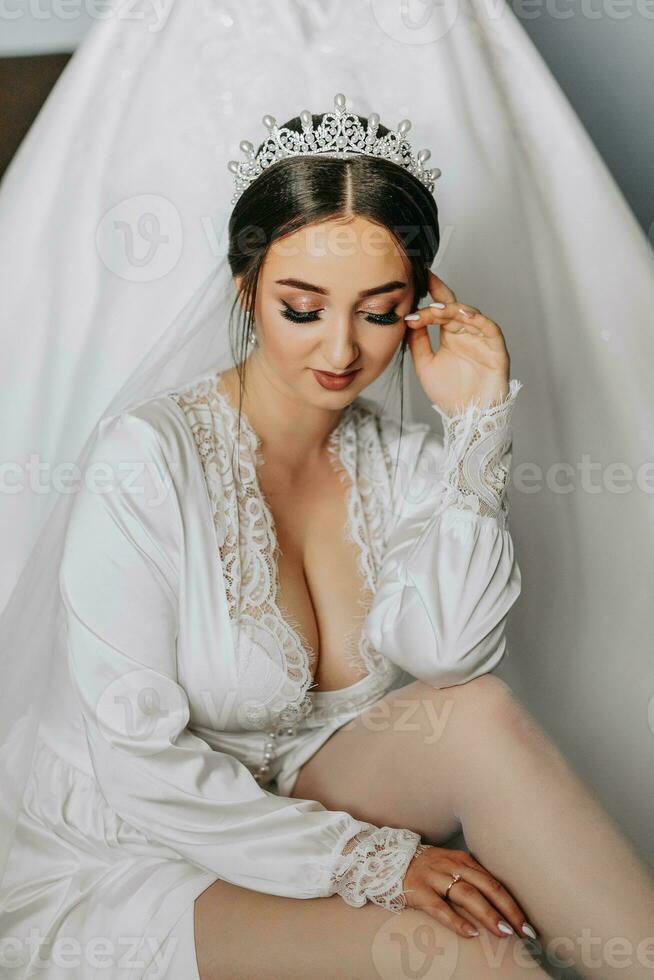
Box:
[256,453,370,692]
[170,378,402,730]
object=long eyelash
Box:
[279,301,401,326]
[280,302,321,324]
[367,308,401,326]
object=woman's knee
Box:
[454,672,516,706]
[464,673,526,728]
[446,673,557,758]
[411,671,516,719]
[412,672,546,749]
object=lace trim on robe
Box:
[210,378,408,696]
[330,826,422,913]
[210,380,386,706]
[171,377,320,730]
[326,407,401,684]
[431,379,523,530]
[169,376,402,730]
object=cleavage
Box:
[258,457,372,693]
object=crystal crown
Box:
[228,92,441,205]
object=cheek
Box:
[259,316,317,364]
[361,327,405,367]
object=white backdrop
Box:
[1,0,653,868]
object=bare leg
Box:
[194,875,551,979]
[292,675,654,980]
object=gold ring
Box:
[444,871,463,900]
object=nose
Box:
[320,315,360,371]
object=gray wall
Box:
[510,0,654,241]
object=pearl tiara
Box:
[227,92,442,206]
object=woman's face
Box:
[235,214,415,409]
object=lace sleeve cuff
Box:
[431,378,524,528]
[330,825,422,914]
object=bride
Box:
[2,93,653,980]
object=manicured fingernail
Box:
[464,925,479,937]
[404,313,420,320]
[498,920,514,935]
[521,922,537,939]
[429,302,446,309]
[459,308,474,317]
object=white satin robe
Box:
[0,372,523,979]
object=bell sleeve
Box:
[58,411,422,912]
[364,379,524,688]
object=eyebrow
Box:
[274,278,408,298]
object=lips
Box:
[311,368,360,391]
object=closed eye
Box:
[279,301,401,326]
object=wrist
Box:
[432,379,524,524]
[431,377,523,424]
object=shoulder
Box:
[92,372,221,470]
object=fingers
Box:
[404,302,502,341]
[406,848,538,944]
[450,865,537,941]
[434,874,519,940]
[405,322,433,372]
[408,885,481,939]
[427,270,457,306]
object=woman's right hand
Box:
[402,844,537,941]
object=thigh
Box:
[193,876,551,980]
[291,675,511,843]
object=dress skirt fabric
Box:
[1,734,216,979]
[0,673,399,979]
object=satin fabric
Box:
[0,375,522,978]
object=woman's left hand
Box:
[404,270,511,415]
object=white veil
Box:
[2,0,653,887]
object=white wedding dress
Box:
[0,369,522,978]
